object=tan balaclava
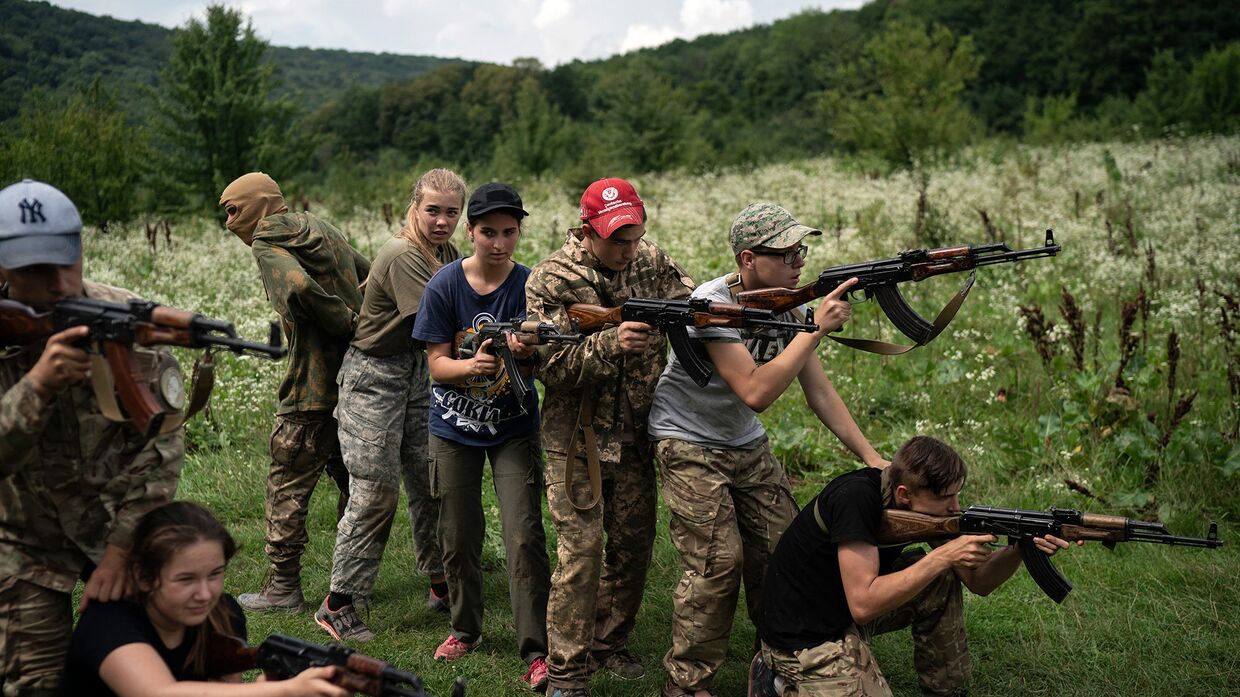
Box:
[219,172,289,244]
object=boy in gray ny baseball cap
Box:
[0,179,82,269]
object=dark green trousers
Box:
[429,432,550,664]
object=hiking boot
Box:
[548,690,589,697]
[747,652,780,697]
[237,570,305,613]
[434,634,481,662]
[427,587,450,614]
[602,648,645,680]
[314,597,375,642]
[523,657,549,691]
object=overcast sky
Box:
[50,0,868,65]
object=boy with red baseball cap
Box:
[525,178,695,696]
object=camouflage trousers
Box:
[544,443,657,691]
[265,410,350,572]
[656,436,799,691]
[430,433,549,664]
[331,348,444,599]
[760,550,970,697]
[0,578,69,697]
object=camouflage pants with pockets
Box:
[331,347,444,599]
[0,577,70,697]
[430,432,550,664]
[544,443,657,691]
[656,436,800,691]
[760,549,970,696]
[265,410,350,572]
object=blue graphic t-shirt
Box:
[411,259,540,446]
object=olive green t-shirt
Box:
[352,235,461,356]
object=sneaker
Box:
[427,587,450,614]
[602,648,645,680]
[237,572,305,613]
[549,690,588,697]
[523,657,549,691]
[434,634,481,662]
[314,597,376,642]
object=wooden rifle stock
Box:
[566,304,624,332]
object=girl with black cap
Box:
[412,182,551,691]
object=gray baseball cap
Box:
[0,179,82,269]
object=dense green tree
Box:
[821,18,982,169]
[1184,43,1240,133]
[492,79,571,180]
[1132,50,1190,130]
[0,79,146,228]
[588,60,706,174]
[152,5,297,210]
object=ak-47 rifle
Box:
[567,297,818,387]
[737,230,1062,354]
[456,318,583,410]
[208,633,465,697]
[0,296,285,437]
[877,505,1223,603]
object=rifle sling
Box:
[827,274,975,355]
[564,392,603,511]
[88,347,215,435]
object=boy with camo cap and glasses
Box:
[647,202,888,697]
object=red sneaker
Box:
[434,634,481,662]
[523,657,549,691]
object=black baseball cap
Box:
[467,182,529,222]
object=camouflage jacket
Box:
[0,281,184,593]
[252,212,370,414]
[525,231,694,463]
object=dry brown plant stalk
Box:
[1060,287,1086,371]
[1019,303,1057,369]
[1166,330,1180,414]
[1116,299,1139,389]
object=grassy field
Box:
[78,135,1238,696]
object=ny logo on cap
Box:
[19,198,46,224]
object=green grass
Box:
[80,135,1239,695]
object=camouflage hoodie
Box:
[251,212,369,414]
[525,231,694,464]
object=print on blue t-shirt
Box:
[411,259,539,446]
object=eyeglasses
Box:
[750,245,808,265]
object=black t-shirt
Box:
[60,594,247,696]
[756,468,908,650]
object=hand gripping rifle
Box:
[208,633,465,697]
[456,319,584,410]
[0,296,285,438]
[567,297,818,387]
[877,505,1223,603]
[737,230,1062,354]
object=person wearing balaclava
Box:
[219,172,370,613]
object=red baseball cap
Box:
[580,178,644,238]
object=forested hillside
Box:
[0,0,464,120]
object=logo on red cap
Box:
[580,178,644,239]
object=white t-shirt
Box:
[647,274,806,448]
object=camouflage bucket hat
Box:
[729,202,821,255]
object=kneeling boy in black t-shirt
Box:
[754,436,1071,697]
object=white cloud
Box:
[532,0,572,29]
[617,23,682,54]
[680,0,753,35]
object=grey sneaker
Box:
[237,572,305,613]
[549,690,589,697]
[603,648,645,680]
[314,597,376,642]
